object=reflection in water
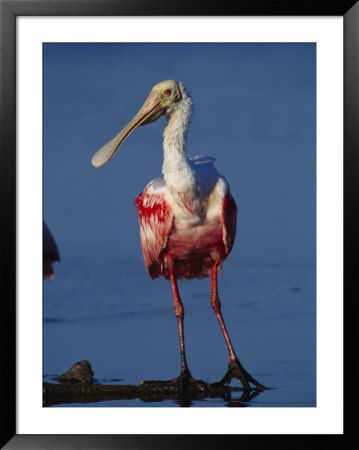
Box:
[225,388,262,407]
[167,390,257,408]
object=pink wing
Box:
[135,190,173,279]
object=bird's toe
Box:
[216,358,268,392]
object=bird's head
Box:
[91,80,182,168]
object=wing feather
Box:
[135,188,173,279]
[222,191,237,255]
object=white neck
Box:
[162,90,194,194]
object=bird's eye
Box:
[163,89,171,96]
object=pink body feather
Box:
[135,188,237,280]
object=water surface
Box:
[44,253,316,407]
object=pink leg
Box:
[169,270,190,376]
[210,265,266,391]
[210,265,238,362]
[142,267,207,391]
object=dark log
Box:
[54,360,94,384]
[43,360,262,406]
[43,380,261,407]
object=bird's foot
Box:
[168,369,209,392]
[213,357,268,392]
[141,369,209,393]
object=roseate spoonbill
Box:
[91,80,265,391]
[43,221,60,280]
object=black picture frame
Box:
[1,0,357,448]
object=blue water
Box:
[43,252,316,407]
